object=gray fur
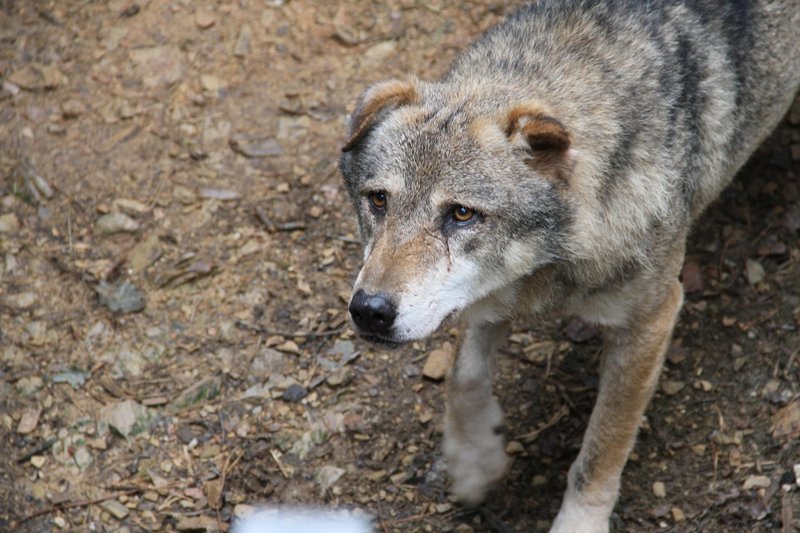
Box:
[341,1,800,530]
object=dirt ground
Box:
[1,1,799,532]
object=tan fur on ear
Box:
[506,105,572,184]
[506,105,571,152]
[342,79,420,152]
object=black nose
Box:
[349,289,397,335]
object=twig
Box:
[19,488,140,524]
[514,404,569,441]
[235,321,346,339]
[327,234,361,245]
[270,449,290,478]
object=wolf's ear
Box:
[342,79,419,152]
[505,106,571,183]
[506,106,571,153]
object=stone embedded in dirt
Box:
[422,345,454,381]
[316,465,345,495]
[16,376,44,396]
[100,499,130,520]
[195,7,216,28]
[205,478,224,510]
[113,198,150,215]
[771,400,800,439]
[52,434,94,470]
[8,63,63,90]
[661,380,685,396]
[743,475,771,490]
[229,135,284,158]
[671,507,686,522]
[652,481,667,498]
[99,399,151,437]
[0,213,20,233]
[199,188,241,201]
[564,317,599,343]
[234,23,252,57]
[745,258,765,286]
[176,515,219,531]
[129,234,163,273]
[130,46,185,88]
[506,441,524,454]
[30,455,46,469]
[61,99,84,118]
[173,377,221,408]
[96,212,139,235]
[200,74,224,93]
[4,291,37,310]
[276,340,301,355]
[362,40,397,67]
[96,281,146,314]
[282,383,308,403]
[327,367,352,387]
[17,406,42,434]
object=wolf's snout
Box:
[349,289,397,335]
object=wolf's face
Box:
[340,80,572,344]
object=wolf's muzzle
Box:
[349,289,397,337]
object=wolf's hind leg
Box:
[444,321,510,505]
[551,278,684,533]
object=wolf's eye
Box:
[369,191,387,210]
[453,205,475,223]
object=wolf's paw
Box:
[443,428,509,506]
[550,494,611,533]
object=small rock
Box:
[0,213,20,233]
[743,475,771,490]
[282,384,307,403]
[661,380,685,396]
[96,281,145,314]
[30,455,47,469]
[16,376,44,396]
[233,24,252,57]
[205,478,223,510]
[8,63,63,90]
[506,441,525,454]
[653,481,667,498]
[422,344,454,381]
[327,367,351,387]
[17,406,42,434]
[771,400,800,438]
[99,399,151,438]
[532,474,547,487]
[112,198,149,215]
[200,74,224,93]
[100,499,130,520]
[129,234,163,273]
[52,515,66,529]
[745,258,765,286]
[199,188,240,201]
[130,46,185,88]
[176,515,218,531]
[671,507,686,522]
[173,377,221,408]
[275,340,300,355]
[96,212,139,235]
[316,465,345,495]
[195,7,216,28]
[4,291,37,310]
[362,41,397,67]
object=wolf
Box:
[339,0,800,530]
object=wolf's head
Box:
[340,78,573,344]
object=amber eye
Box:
[453,205,475,223]
[369,191,387,210]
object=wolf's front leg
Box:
[444,321,510,505]
[551,279,684,533]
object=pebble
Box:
[4,291,37,310]
[8,63,63,90]
[16,376,44,396]
[671,507,686,522]
[327,367,351,387]
[96,212,139,235]
[112,198,149,215]
[661,380,685,396]
[282,384,307,403]
[506,441,525,454]
[0,213,20,233]
[129,234,162,273]
[130,46,185,88]
[96,281,145,314]
[100,499,130,520]
[99,399,150,437]
[53,516,66,528]
[229,135,284,158]
[30,455,46,469]
[195,8,216,28]
[422,344,454,381]
[17,406,42,434]
[316,465,345,495]
[743,475,770,490]
[653,481,667,498]
[745,258,765,286]
[234,24,252,57]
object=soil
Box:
[1,1,799,532]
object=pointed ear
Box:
[506,106,571,153]
[505,105,572,183]
[342,79,419,152]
